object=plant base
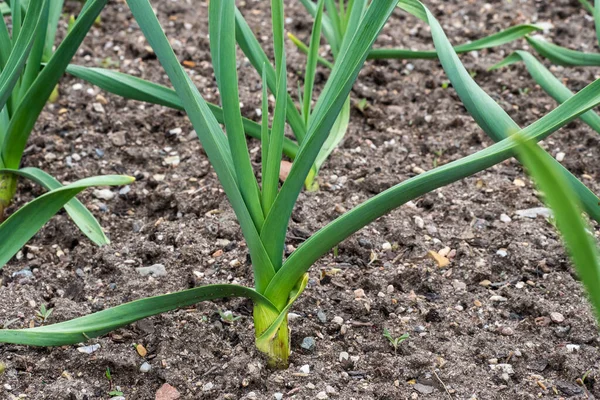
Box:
[0,172,17,222]
[254,305,290,369]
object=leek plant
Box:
[490,0,600,135]
[2,0,600,371]
[0,0,133,266]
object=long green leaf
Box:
[580,0,595,14]
[43,0,65,61]
[3,167,111,246]
[303,0,324,125]
[260,0,399,272]
[19,0,49,100]
[0,284,277,346]
[126,0,276,294]
[2,0,107,169]
[210,0,263,230]
[234,8,307,144]
[299,0,336,52]
[0,8,12,70]
[65,65,299,159]
[514,133,600,321]
[396,0,600,223]
[596,0,600,48]
[368,24,542,60]
[527,35,600,66]
[0,0,45,130]
[314,96,350,171]
[0,174,133,268]
[490,50,600,134]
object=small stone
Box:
[77,344,100,354]
[12,269,33,278]
[332,316,344,325]
[203,382,214,392]
[164,155,181,166]
[326,386,336,394]
[92,102,105,113]
[515,207,552,219]
[500,327,514,336]
[490,363,514,375]
[156,383,180,400]
[566,344,580,352]
[515,281,525,289]
[556,152,565,162]
[136,344,148,357]
[274,394,283,400]
[381,242,392,251]
[500,214,512,223]
[387,285,395,294]
[317,310,327,323]
[550,312,565,323]
[299,364,310,374]
[354,288,366,298]
[93,189,116,201]
[414,383,434,394]
[496,249,508,257]
[427,250,450,268]
[414,216,424,229]
[119,186,131,196]
[490,295,508,302]
[339,352,349,362]
[479,280,492,287]
[513,178,526,187]
[316,392,328,400]
[140,362,152,373]
[96,94,108,105]
[109,131,127,147]
[452,280,466,291]
[136,264,167,277]
[301,337,316,351]
[72,83,83,91]
[169,127,183,136]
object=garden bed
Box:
[1,0,600,399]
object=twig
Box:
[432,369,453,399]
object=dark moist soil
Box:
[2,0,600,399]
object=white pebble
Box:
[299,364,310,374]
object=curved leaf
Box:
[368,24,542,60]
[527,35,600,66]
[4,167,110,246]
[0,174,133,268]
[490,50,600,134]
[0,284,277,346]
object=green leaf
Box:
[368,24,542,60]
[514,133,600,321]
[43,0,66,61]
[126,0,276,293]
[209,0,264,230]
[596,0,600,48]
[314,96,350,171]
[0,0,46,127]
[64,65,300,158]
[527,35,600,66]
[490,50,600,134]
[2,0,108,169]
[260,0,399,273]
[0,284,277,346]
[303,0,325,125]
[299,0,336,52]
[234,7,307,144]
[580,0,595,14]
[6,167,111,246]
[0,174,133,268]
[19,0,50,100]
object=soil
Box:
[2,0,600,399]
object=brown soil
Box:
[2,0,600,399]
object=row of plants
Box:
[0,0,598,369]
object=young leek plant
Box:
[0,0,133,265]
[2,0,600,370]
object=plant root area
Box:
[1,0,600,399]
